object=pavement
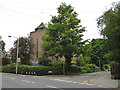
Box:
[86,71,119,88]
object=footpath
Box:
[88,71,119,88]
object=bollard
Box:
[26,71,28,75]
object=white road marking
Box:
[31,82,36,84]
[21,80,36,84]
[73,82,77,83]
[64,81,72,83]
[47,85,57,88]
[26,81,30,83]
[78,76,88,78]
[11,78,15,80]
[78,82,85,84]
[48,78,85,85]
[21,80,26,82]
[21,75,26,77]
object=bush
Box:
[70,66,81,73]
[18,65,38,75]
[79,64,100,73]
[37,66,49,75]
[110,61,116,75]
[81,70,87,73]
[102,64,109,71]
[2,65,16,73]
[39,56,50,66]
[2,63,101,75]
[48,62,63,75]
[110,61,120,79]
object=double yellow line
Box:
[84,72,109,88]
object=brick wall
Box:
[30,27,45,61]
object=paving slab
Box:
[89,72,118,88]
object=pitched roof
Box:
[35,22,46,31]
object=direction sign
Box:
[32,61,38,66]
[62,61,65,64]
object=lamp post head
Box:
[8,36,12,38]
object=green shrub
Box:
[2,63,101,76]
[78,64,100,73]
[17,65,36,75]
[65,71,70,75]
[110,61,116,75]
[110,61,120,79]
[70,66,81,73]
[39,56,50,66]
[81,70,87,73]
[102,64,109,71]
[49,62,63,75]
[2,65,16,73]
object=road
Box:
[2,71,109,88]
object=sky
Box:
[0,0,119,51]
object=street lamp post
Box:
[8,36,19,74]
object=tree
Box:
[2,51,11,66]
[76,54,90,67]
[42,3,87,71]
[82,38,109,70]
[39,55,50,66]
[89,39,109,69]
[10,36,33,65]
[0,36,5,52]
[97,2,120,78]
[0,36,5,66]
[97,2,120,63]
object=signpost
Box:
[62,61,65,75]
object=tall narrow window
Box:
[36,38,38,58]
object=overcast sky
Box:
[0,0,119,51]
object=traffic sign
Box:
[18,58,21,62]
[32,61,38,66]
[62,61,65,64]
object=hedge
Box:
[2,64,100,75]
[80,64,100,73]
[2,64,63,76]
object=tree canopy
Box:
[97,2,120,79]
[42,3,87,71]
[10,36,33,65]
[0,36,5,52]
[97,2,120,63]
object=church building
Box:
[30,22,45,61]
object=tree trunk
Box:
[64,55,72,72]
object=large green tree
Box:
[42,3,87,71]
[97,2,120,63]
[10,36,33,65]
[97,2,120,78]
[82,39,110,69]
[89,39,109,69]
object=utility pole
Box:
[8,36,19,74]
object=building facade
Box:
[30,22,45,61]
